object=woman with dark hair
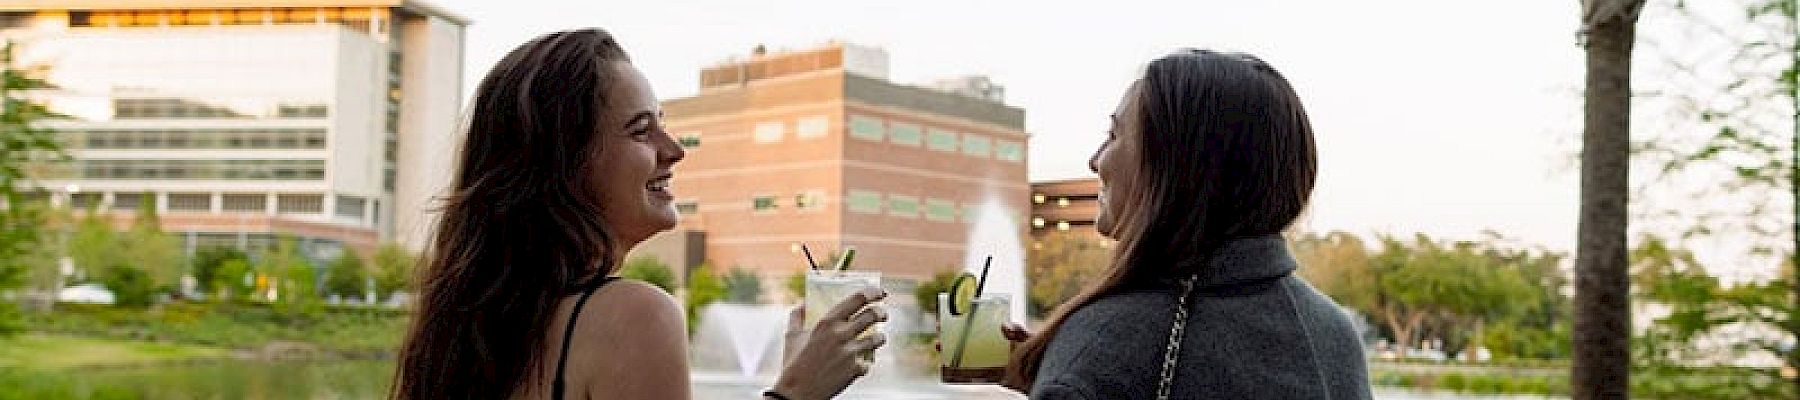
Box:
[1001,50,1372,399]
[391,28,886,400]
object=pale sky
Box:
[432,0,1595,259]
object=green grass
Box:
[24,302,408,355]
[0,334,232,369]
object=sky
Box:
[429,0,1596,260]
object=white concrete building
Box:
[0,1,464,259]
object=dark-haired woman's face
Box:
[594,62,685,249]
[1090,81,1144,239]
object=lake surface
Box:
[24,360,1564,399]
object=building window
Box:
[888,123,922,146]
[675,200,699,215]
[111,192,144,210]
[925,198,957,222]
[58,159,326,181]
[796,116,830,139]
[1057,197,1071,207]
[1056,221,1072,231]
[887,195,919,218]
[1032,217,1047,228]
[1032,194,1046,204]
[962,134,992,158]
[752,195,779,212]
[678,133,702,149]
[795,190,826,210]
[926,129,958,152]
[753,122,785,143]
[277,194,324,214]
[167,193,211,212]
[848,115,884,141]
[336,196,367,219]
[222,194,266,212]
[995,140,1025,162]
[69,193,102,209]
[847,190,883,214]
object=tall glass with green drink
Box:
[938,290,1011,383]
[803,248,881,361]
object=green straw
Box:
[949,255,993,369]
[833,247,858,271]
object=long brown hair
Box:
[1004,49,1319,388]
[392,29,631,399]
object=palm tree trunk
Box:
[1574,1,1644,399]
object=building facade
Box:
[639,43,1030,286]
[0,0,465,261]
[1029,178,1104,242]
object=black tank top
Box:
[552,276,620,400]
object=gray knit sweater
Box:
[1031,235,1372,400]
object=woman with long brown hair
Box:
[392,28,887,400]
[1000,50,1371,399]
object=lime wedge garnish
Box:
[946,272,978,316]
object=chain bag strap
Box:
[1155,276,1200,400]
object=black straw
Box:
[801,244,821,271]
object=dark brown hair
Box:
[1004,49,1319,388]
[392,28,631,399]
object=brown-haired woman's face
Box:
[594,62,685,247]
[1090,81,1144,239]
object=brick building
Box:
[632,43,1029,288]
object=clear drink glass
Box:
[803,270,882,360]
[938,293,1010,383]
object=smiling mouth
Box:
[647,173,672,196]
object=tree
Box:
[371,243,416,302]
[1026,231,1111,317]
[214,258,252,302]
[785,271,806,301]
[620,256,676,293]
[723,268,763,303]
[190,246,248,298]
[913,269,959,317]
[1575,0,1648,398]
[1639,0,1800,396]
[100,263,153,308]
[65,210,119,281]
[324,249,369,301]
[261,236,317,315]
[684,264,727,331]
[0,41,63,324]
[1293,232,1378,315]
[118,198,182,289]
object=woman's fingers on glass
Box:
[847,331,887,354]
[824,287,887,324]
[843,305,887,333]
[1002,322,1030,342]
[787,306,806,331]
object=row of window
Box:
[57,159,326,181]
[70,128,328,150]
[676,115,1024,163]
[847,115,1024,162]
[71,8,390,29]
[677,190,991,223]
[114,98,329,120]
[61,191,377,222]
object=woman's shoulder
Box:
[577,279,684,337]
[553,278,689,397]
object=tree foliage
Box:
[620,256,676,293]
[371,243,416,302]
[1025,231,1111,317]
[323,248,369,301]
